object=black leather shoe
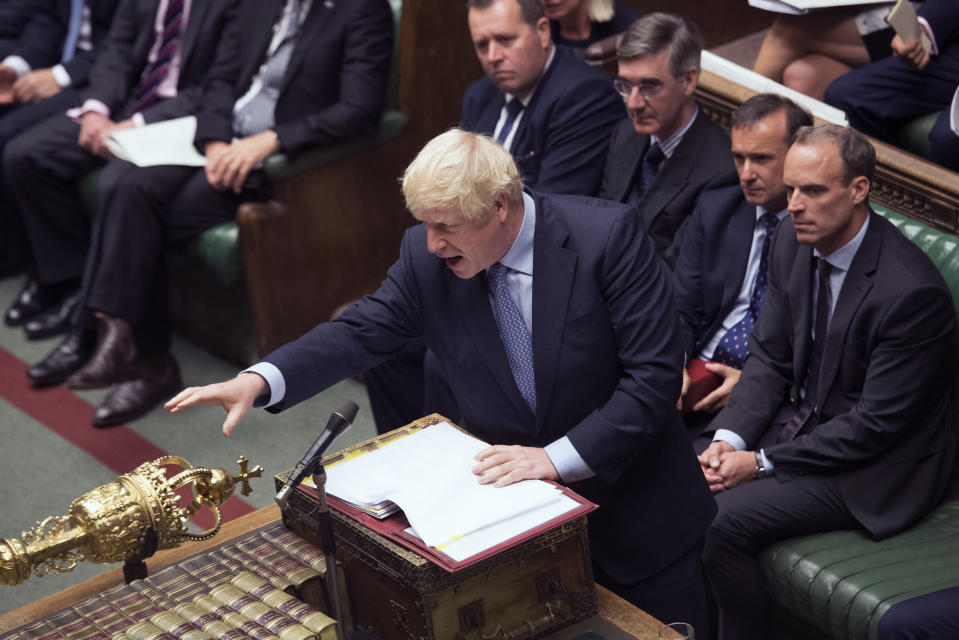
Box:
[23,290,81,340]
[27,329,96,386]
[93,354,182,428]
[4,277,63,327]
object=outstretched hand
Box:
[164,372,267,436]
[472,444,559,488]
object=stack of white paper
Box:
[321,422,579,561]
[748,0,892,15]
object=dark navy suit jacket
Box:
[673,184,758,361]
[460,46,623,196]
[712,213,957,539]
[263,190,717,582]
[195,0,393,155]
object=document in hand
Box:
[748,0,890,15]
[886,0,932,53]
[319,422,587,563]
[105,116,207,167]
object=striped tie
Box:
[130,0,185,114]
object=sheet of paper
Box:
[748,0,805,15]
[788,0,892,9]
[105,116,207,167]
[325,422,575,547]
[885,0,932,52]
[950,86,959,136]
[700,51,849,125]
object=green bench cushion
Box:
[896,111,944,160]
[761,203,959,640]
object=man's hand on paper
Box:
[0,65,16,104]
[13,69,61,103]
[164,372,267,436]
[472,444,560,488]
[205,130,279,193]
[78,111,117,158]
[698,440,734,493]
[693,362,741,413]
[891,33,931,70]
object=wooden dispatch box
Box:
[275,415,598,640]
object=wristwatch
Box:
[753,451,770,479]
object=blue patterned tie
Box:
[61,0,84,63]
[712,212,780,369]
[488,262,536,413]
[495,99,525,146]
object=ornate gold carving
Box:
[0,456,262,585]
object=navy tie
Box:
[779,257,833,442]
[488,262,536,413]
[131,0,185,114]
[712,213,780,369]
[628,143,665,205]
[496,99,525,146]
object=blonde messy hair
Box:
[588,0,614,23]
[402,128,523,224]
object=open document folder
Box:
[302,421,596,567]
[105,116,207,167]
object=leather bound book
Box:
[208,583,316,640]
[231,572,339,640]
[211,547,296,594]
[168,602,249,640]
[192,594,280,640]
[259,524,329,574]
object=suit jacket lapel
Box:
[178,0,211,70]
[618,133,648,202]
[282,0,329,92]
[244,1,284,84]
[639,112,706,228]
[789,246,815,390]
[530,199,576,433]
[816,215,879,399]
[718,199,756,314]
[450,270,532,418]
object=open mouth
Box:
[445,256,463,268]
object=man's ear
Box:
[850,175,870,206]
[536,16,551,50]
[682,66,699,97]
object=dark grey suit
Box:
[598,109,737,268]
[702,212,957,639]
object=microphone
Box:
[275,400,359,510]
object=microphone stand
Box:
[311,462,345,627]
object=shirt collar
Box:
[756,204,789,222]
[505,46,556,107]
[496,191,536,276]
[814,211,870,272]
[651,104,698,159]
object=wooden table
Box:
[0,506,666,639]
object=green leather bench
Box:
[763,203,959,640]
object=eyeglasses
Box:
[613,77,666,101]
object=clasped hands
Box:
[0,66,61,104]
[698,440,758,493]
[204,130,279,193]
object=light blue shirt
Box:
[246,191,595,483]
[714,212,871,469]
[653,105,699,159]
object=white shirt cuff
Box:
[918,18,938,55]
[52,64,71,88]
[544,436,595,483]
[66,98,110,122]
[759,448,774,470]
[2,56,30,78]
[242,362,286,408]
[713,429,747,451]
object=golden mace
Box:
[0,455,262,586]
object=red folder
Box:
[682,358,724,414]
[295,482,597,573]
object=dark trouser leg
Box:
[928,110,959,172]
[878,587,959,640]
[824,49,959,143]
[701,475,858,640]
[3,113,103,285]
[594,539,710,638]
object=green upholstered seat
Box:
[761,203,959,640]
[896,111,944,160]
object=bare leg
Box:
[783,53,853,99]
[754,9,870,82]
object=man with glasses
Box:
[599,13,737,268]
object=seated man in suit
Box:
[0,0,120,280]
[366,0,623,432]
[166,128,718,634]
[824,0,959,171]
[598,12,737,268]
[674,94,812,448]
[3,0,236,344]
[24,0,395,428]
[461,0,623,196]
[698,124,957,640]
